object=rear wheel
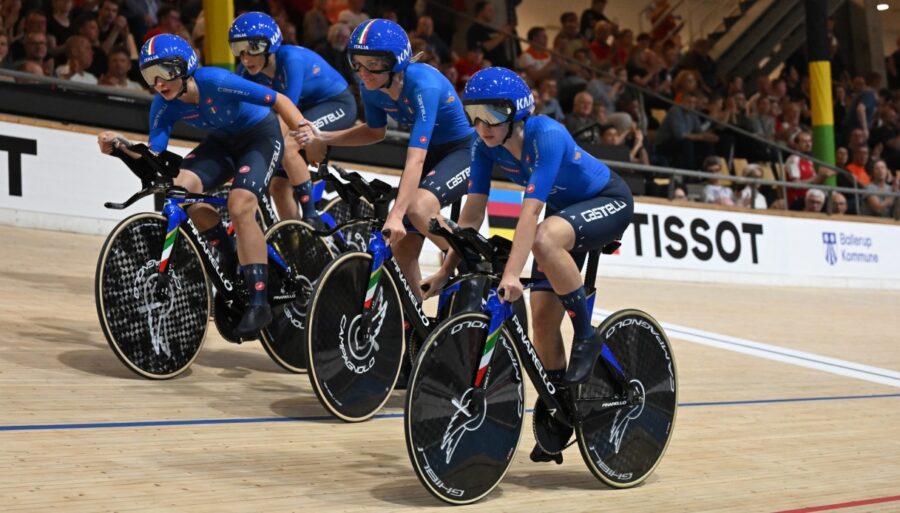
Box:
[259,219,336,373]
[306,252,405,421]
[95,213,210,379]
[574,309,678,488]
[405,313,524,505]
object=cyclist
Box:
[421,67,634,461]
[97,34,308,337]
[229,11,357,224]
[293,18,473,296]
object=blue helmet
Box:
[229,11,282,56]
[347,18,412,73]
[139,34,198,85]
[463,67,535,124]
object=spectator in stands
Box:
[412,15,453,65]
[518,26,557,82]
[601,123,649,166]
[535,77,564,121]
[10,9,49,61]
[747,76,772,115]
[655,91,718,169]
[888,35,900,90]
[0,29,10,69]
[829,191,848,215]
[47,0,75,54]
[700,156,734,206]
[801,188,826,213]
[74,14,107,78]
[454,43,487,90]
[98,44,141,90]
[833,83,848,127]
[142,5,189,43]
[841,72,881,145]
[784,131,834,206]
[553,11,586,59]
[835,146,849,169]
[14,59,44,83]
[302,0,328,49]
[584,62,621,113]
[847,127,868,152]
[97,0,137,59]
[844,145,872,187]
[671,69,698,103]
[566,90,599,143]
[610,28,633,67]
[280,20,297,46]
[467,1,515,69]
[21,30,54,76]
[580,0,615,40]
[871,105,900,172]
[681,38,715,92]
[55,34,96,84]
[315,22,354,86]
[338,0,369,30]
[588,20,613,65]
[860,159,898,217]
[737,164,767,209]
[1,0,20,35]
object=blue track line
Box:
[2,393,898,433]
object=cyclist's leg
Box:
[231,115,284,334]
[391,234,425,300]
[536,173,633,385]
[179,139,238,272]
[270,116,314,221]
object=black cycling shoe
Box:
[562,328,603,385]
[234,304,273,338]
[529,443,564,464]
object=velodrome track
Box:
[1,220,898,512]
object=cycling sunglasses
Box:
[463,100,515,127]
[140,59,186,85]
[229,38,269,57]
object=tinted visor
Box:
[463,100,515,127]
[229,38,269,57]
[140,59,185,85]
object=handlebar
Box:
[426,217,511,272]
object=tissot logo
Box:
[631,213,764,264]
[0,135,38,196]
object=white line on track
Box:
[593,308,900,389]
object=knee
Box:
[406,190,438,224]
[532,223,557,260]
[227,189,258,220]
[174,169,203,192]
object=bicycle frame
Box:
[474,288,630,430]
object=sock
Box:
[558,287,593,340]
[293,180,319,220]
[243,264,268,307]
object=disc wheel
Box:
[259,219,336,373]
[95,213,210,379]
[405,313,525,505]
[574,309,678,488]
[306,252,405,421]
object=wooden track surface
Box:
[1,224,898,513]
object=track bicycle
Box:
[94,142,332,378]
[304,171,528,422]
[404,219,678,504]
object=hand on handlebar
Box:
[498,273,523,303]
[420,268,450,300]
[98,131,129,155]
[381,217,406,246]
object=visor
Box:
[463,101,515,127]
[140,60,186,85]
[229,38,269,57]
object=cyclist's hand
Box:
[98,131,125,155]
[291,120,321,147]
[420,269,450,300]
[382,217,406,246]
[498,274,523,303]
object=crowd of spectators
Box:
[0,0,897,218]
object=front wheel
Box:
[405,313,525,505]
[306,251,405,421]
[95,213,210,379]
[574,309,678,488]
[258,219,336,373]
